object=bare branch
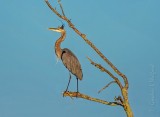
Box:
[63,91,123,106]
[98,81,116,94]
[58,0,65,16]
[87,57,123,89]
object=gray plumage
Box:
[61,48,83,80]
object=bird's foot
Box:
[63,90,69,97]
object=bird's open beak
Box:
[48,28,57,31]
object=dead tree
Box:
[45,0,134,117]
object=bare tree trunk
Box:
[122,88,134,117]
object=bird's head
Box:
[48,25,65,33]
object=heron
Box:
[49,25,83,94]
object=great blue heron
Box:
[49,25,83,93]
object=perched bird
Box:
[49,25,83,93]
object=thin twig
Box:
[63,91,123,106]
[98,81,116,93]
[45,0,64,19]
[58,0,65,16]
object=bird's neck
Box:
[55,31,66,59]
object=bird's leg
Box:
[76,78,79,97]
[65,72,71,92]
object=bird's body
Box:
[49,25,82,92]
[61,48,83,80]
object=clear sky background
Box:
[0,0,160,117]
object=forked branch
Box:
[58,0,65,16]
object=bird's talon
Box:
[63,91,68,97]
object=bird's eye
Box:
[62,50,66,53]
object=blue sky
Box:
[0,0,160,117]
